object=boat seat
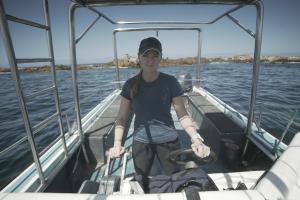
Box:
[198,133,300,200]
[84,96,123,164]
[254,132,300,199]
[78,175,120,194]
[208,170,265,190]
[78,180,99,194]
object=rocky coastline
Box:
[1,55,299,73]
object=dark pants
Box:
[132,138,180,177]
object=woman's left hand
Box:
[191,139,210,158]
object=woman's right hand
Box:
[191,139,210,158]
[109,145,125,158]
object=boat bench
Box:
[199,132,300,199]
[84,98,122,164]
[208,170,265,190]
[188,92,245,163]
[85,118,116,164]
[255,132,300,199]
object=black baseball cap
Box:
[138,37,162,56]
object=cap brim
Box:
[141,48,161,56]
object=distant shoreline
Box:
[1,55,299,73]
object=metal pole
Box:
[197,30,202,86]
[0,0,45,185]
[69,2,90,164]
[113,32,121,89]
[75,14,101,44]
[242,0,264,158]
[273,110,298,154]
[226,14,255,38]
[43,0,68,158]
[75,1,247,26]
[114,27,201,33]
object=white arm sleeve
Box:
[179,115,204,142]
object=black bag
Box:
[135,168,218,193]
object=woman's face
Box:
[138,50,161,73]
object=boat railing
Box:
[254,107,299,134]
[0,0,118,189]
[0,0,71,186]
[0,110,70,158]
[58,80,120,134]
[195,86,247,124]
[272,110,298,155]
[202,86,299,145]
[254,107,299,149]
[0,67,118,162]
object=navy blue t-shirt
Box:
[120,72,183,143]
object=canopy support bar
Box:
[226,14,255,38]
[242,0,264,158]
[76,14,102,44]
[69,3,90,165]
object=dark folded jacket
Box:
[135,168,218,193]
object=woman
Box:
[109,37,210,178]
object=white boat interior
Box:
[0,0,299,199]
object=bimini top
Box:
[74,0,256,6]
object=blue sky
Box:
[0,0,299,67]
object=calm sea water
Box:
[0,63,299,189]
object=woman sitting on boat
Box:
[109,37,210,179]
